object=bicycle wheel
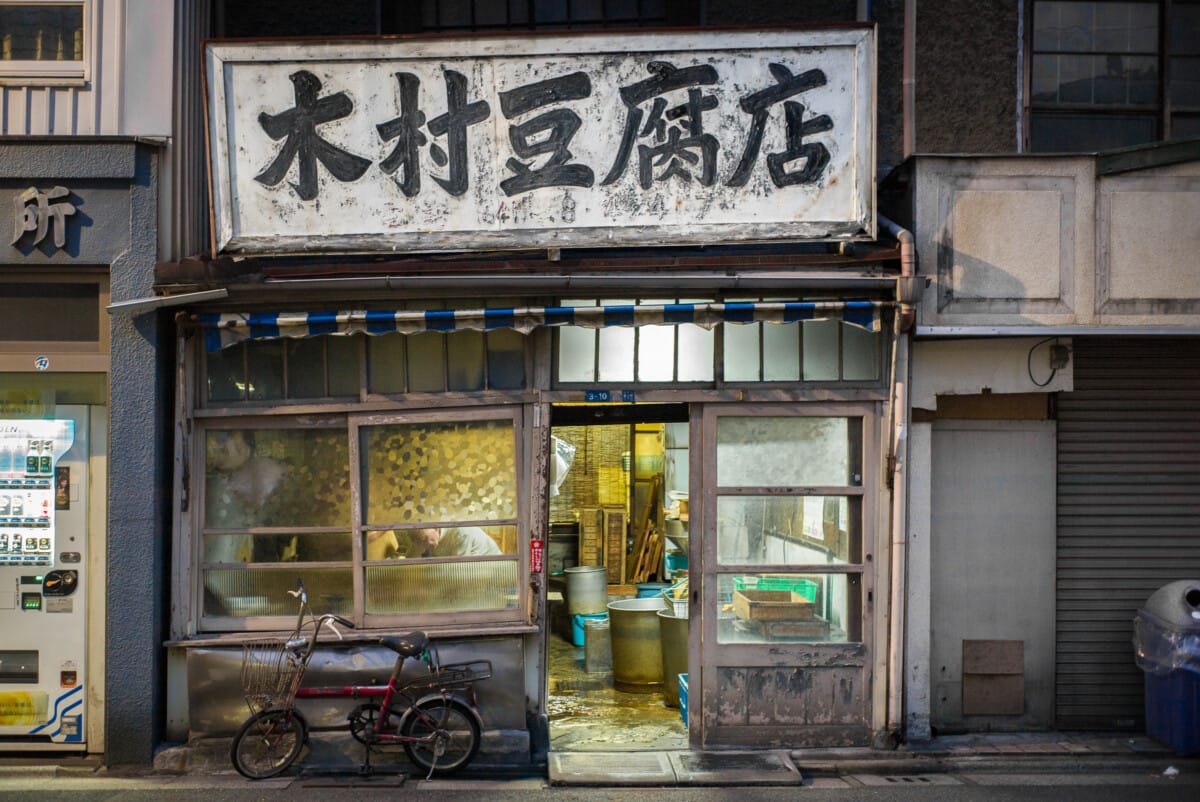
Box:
[231,708,307,779]
[400,698,480,775]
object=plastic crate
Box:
[572,612,608,647]
[679,673,688,727]
[733,576,818,602]
[1145,670,1200,754]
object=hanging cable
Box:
[1027,337,1059,388]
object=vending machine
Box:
[0,411,88,749]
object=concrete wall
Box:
[914,0,1019,154]
[913,154,1200,330]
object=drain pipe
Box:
[879,214,915,741]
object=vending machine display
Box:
[0,416,85,750]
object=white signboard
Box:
[205,29,874,256]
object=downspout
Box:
[879,214,915,741]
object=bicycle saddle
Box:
[379,631,430,658]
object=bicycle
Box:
[230,579,492,780]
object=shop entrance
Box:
[545,403,691,751]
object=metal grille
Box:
[1055,337,1200,729]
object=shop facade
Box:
[161,26,913,763]
[0,136,163,756]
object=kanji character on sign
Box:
[498,71,594,196]
[726,64,833,188]
[11,186,75,249]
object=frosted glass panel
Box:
[362,419,517,525]
[598,326,635,381]
[558,327,595,382]
[677,324,713,381]
[716,496,859,564]
[447,330,485,391]
[843,323,881,380]
[327,336,360,396]
[723,324,759,381]
[205,428,350,529]
[762,322,800,381]
[365,561,519,614]
[803,319,838,380]
[716,417,858,487]
[203,567,353,618]
[369,334,406,393]
[407,332,445,392]
[487,329,526,389]
[638,325,675,381]
[246,340,284,400]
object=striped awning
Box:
[197,301,887,352]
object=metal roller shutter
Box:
[1056,337,1200,729]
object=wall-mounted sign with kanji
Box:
[205,28,874,256]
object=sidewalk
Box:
[1,731,1197,788]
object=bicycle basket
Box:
[241,639,306,715]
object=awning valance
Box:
[197,301,888,352]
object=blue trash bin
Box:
[1133,580,1200,755]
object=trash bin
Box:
[1133,579,1200,755]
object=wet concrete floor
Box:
[547,632,687,752]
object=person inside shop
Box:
[410,525,501,557]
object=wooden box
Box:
[733,590,815,621]
[577,507,605,567]
[602,507,627,584]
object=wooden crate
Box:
[603,506,627,584]
[577,507,605,567]
[733,590,815,621]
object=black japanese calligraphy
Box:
[498,71,594,196]
[602,61,720,189]
[255,70,372,201]
[376,72,427,197]
[727,64,833,188]
[425,70,490,197]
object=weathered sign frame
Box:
[205,28,875,256]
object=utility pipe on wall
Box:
[879,214,915,740]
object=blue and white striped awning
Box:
[197,301,887,352]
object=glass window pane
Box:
[762,322,800,381]
[716,416,860,487]
[407,332,445,392]
[558,327,595,382]
[802,319,839,380]
[717,572,861,643]
[1172,113,1200,139]
[245,340,284,401]
[362,418,517,526]
[723,324,759,381]
[1171,57,1200,107]
[598,326,635,381]
[447,330,484,391]
[1172,3,1200,55]
[365,561,519,614]
[842,323,880,380]
[486,329,526,389]
[1031,111,1157,150]
[676,323,714,381]
[327,336,360,396]
[205,428,350,528]
[286,338,325,398]
[716,496,860,565]
[203,531,352,564]
[0,5,84,61]
[202,566,353,617]
[637,325,675,381]
[369,334,406,393]
[379,524,515,558]
[206,345,245,403]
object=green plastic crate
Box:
[732,576,818,602]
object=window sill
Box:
[166,621,540,648]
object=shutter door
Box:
[1056,337,1200,729]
